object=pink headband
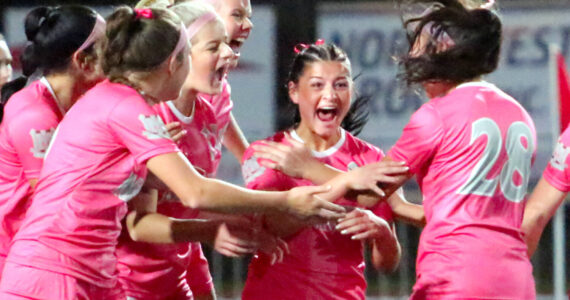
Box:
[170,23,189,60]
[186,12,217,41]
[77,14,106,53]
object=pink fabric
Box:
[544,127,570,192]
[240,129,393,300]
[116,87,230,299]
[388,82,536,299]
[198,78,233,137]
[2,80,179,294]
[0,80,62,271]
[1,241,125,299]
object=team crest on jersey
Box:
[29,127,56,158]
[550,140,570,171]
[114,172,145,202]
[347,161,359,171]
[139,114,171,140]
[242,156,265,185]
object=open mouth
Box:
[229,39,244,55]
[213,65,227,84]
[316,107,338,122]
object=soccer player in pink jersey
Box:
[240,42,406,300]
[0,5,105,277]
[522,129,570,256]
[372,0,537,298]
[116,3,273,300]
[0,6,344,300]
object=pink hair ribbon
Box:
[294,39,326,53]
[77,14,106,53]
[135,8,153,19]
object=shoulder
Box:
[344,132,384,156]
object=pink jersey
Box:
[198,78,233,134]
[115,87,232,299]
[241,129,393,300]
[0,78,63,269]
[2,80,178,296]
[388,81,536,299]
[543,126,570,192]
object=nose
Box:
[220,43,233,61]
[242,17,253,31]
[322,83,338,100]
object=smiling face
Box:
[216,0,252,65]
[0,40,13,88]
[187,18,232,94]
[289,60,352,140]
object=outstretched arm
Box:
[522,177,567,257]
[146,152,345,219]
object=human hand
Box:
[213,223,257,257]
[165,121,186,143]
[285,185,346,220]
[252,132,316,178]
[344,161,408,197]
[335,208,392,241]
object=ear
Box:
[167,54,185,76]
[72,51,93,73]
[288,81,299,104]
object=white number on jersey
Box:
[457,118,534,203]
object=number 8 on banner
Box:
[457,118,534,203]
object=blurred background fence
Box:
[3,0,570,298]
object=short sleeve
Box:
[387,103,444,174]
[8,108,59,179]
[241,141,288,191]
[543,127,570,192]
[186,242,214,296]
[108,96,179,164]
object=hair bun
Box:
[24,6,55,42]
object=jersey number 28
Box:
[457,118,534,203]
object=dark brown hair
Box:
[283,43,370,136]
[400,0,501,85]
[100,6,184,82]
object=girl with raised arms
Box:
[116,2,278,300]
[376,0,536,298]
[240,41,406,300]
[0,6,344,299]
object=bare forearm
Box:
[370,225,401,272]
[301,161,343,184]
[182,177,288,213]
[223,114,249,162]
[522,178,566,256]
[126,212,220,244]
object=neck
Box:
[295,124,341,152]
[173,86,197,117]
[44,73,83,113]
[130,73,167,105]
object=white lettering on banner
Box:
[318,6,570,181]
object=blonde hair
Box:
[174,0,221,10]
[169,2,221,40]
[135,0,171,9]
